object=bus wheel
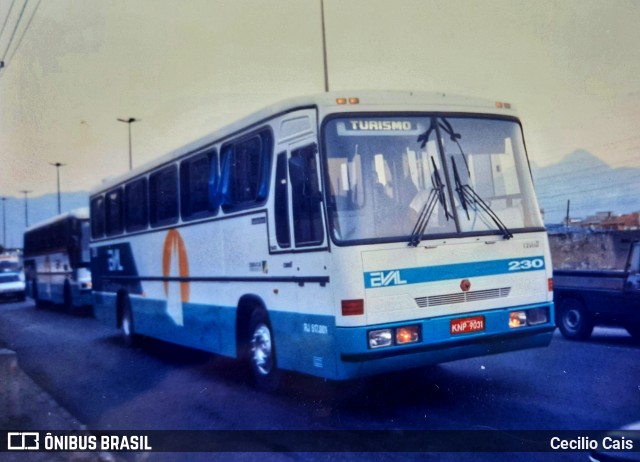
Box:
[557,298,593,340]
[63,281,73,311]
[120,295,137,348]
[248,310,280,391]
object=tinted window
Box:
[290,145,324,247]
[105,188,124,236]
[274,152,290,248]
[90,196,105,239]
[150,165,179,227]
[0,274,20,283]
[221,129,272,211]
[125,178,148,232]
[181,151,217,220]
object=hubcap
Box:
[564,309,580,330]
[251,323,273,375]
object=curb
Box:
[0,348,118,462]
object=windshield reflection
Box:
[323,115,543,244]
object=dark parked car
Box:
[554,241,640,340]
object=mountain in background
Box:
[2,192,89,249]
[531,150,640,225]
[1,149,638,247]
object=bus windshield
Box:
[323,115,543,243]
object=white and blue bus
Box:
[23,209,93,310]
[89,91,554,388]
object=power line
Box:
[0,0,17,43]
[1,0,28,63]
[6,0,41,65]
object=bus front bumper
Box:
[332,303,555,380]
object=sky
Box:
[1,0,639,200]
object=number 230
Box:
[508,258,544,271]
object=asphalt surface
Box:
[1,299,639,462]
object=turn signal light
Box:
[396,325,420,345]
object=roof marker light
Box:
[336,98,347,105]
[348,97,360,104]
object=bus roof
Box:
[25,207,89,233]
[92,90,518,194]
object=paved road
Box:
[1,299,638,461]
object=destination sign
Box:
[336,119,425,136]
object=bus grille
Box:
[415,287,511,308]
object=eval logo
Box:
[369,270,408,288]
[162,229,190,326]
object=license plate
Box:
[450,316,485,335]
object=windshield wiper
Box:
[451,157,513,240]
[408,157,452,247]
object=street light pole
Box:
[49,162,65,214]
[1,197,6,249]
[19,190,32,227]
[320,0,329,92]
[117,117,140,171]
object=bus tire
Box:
[63,281,73,311]
[120,295,137,348]
[557,297,593,340]
[247,309,280,391]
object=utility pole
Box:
[320,0,329,92]
[117,117,140,171]
[20,190,32,227]
[1,197,6,249]
[49,162,65,214]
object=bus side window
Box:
[125,178,148,232]
[274,152,290,248]
[289,145,324,247]
[181,150,218,221]
[220,129,273,212]
[105,188,124,236]
[150,164,179,228]
[90,195,105,239]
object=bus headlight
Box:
[368,329,393,349]
[509,307,549,328]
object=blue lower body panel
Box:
[330,303,555,380]
[93,292,554,381]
